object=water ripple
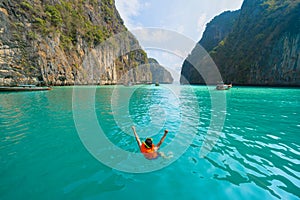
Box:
[1,86,299,199]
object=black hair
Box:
[145,138,153,148]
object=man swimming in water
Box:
[131,126,171,159]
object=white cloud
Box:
[115,0,147,29]
[116,0,243,41]
[197,14,207,37]
[132,29,171,43]
[176,25,185,35]
[144,2,151,8]
[132,28,195,58]
[117,0,142,17]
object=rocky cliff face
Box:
[0,0,151,86]
[199,10,240,52]
[181,0,300,86]
[148,58,173,84]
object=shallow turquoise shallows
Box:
[0,85,299,199]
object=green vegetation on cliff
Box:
[16,0,122,48]
[200,10,240,52]
[181,0,300,86]
[0,0,150,86]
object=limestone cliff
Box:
[200,10,240,52]
[148,58,173,84]
[0,0,151,86]
[181,0,300,86]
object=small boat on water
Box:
[216,83,232,90]
[155,82,160,86]
[0,85,51,92]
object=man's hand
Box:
[131,125,141,147]
[164,129,168,136]
[157,129,169,148]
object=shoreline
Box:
[181,83,300,88]
[1,83,299,89]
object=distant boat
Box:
[0,85,51,92]
[155,82,160,86]
[216,83,232,90]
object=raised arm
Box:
[156,130,168,149]
[131,126,142,147]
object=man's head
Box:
[144,138,153,148]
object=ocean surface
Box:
[0,85,299,199]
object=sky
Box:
[115,0,244,82]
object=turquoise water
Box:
[0,85,299,199]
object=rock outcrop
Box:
[148,58,173,84]
[0,0,151,86]
[181,0,300,86]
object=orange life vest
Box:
[140,143,159,160]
